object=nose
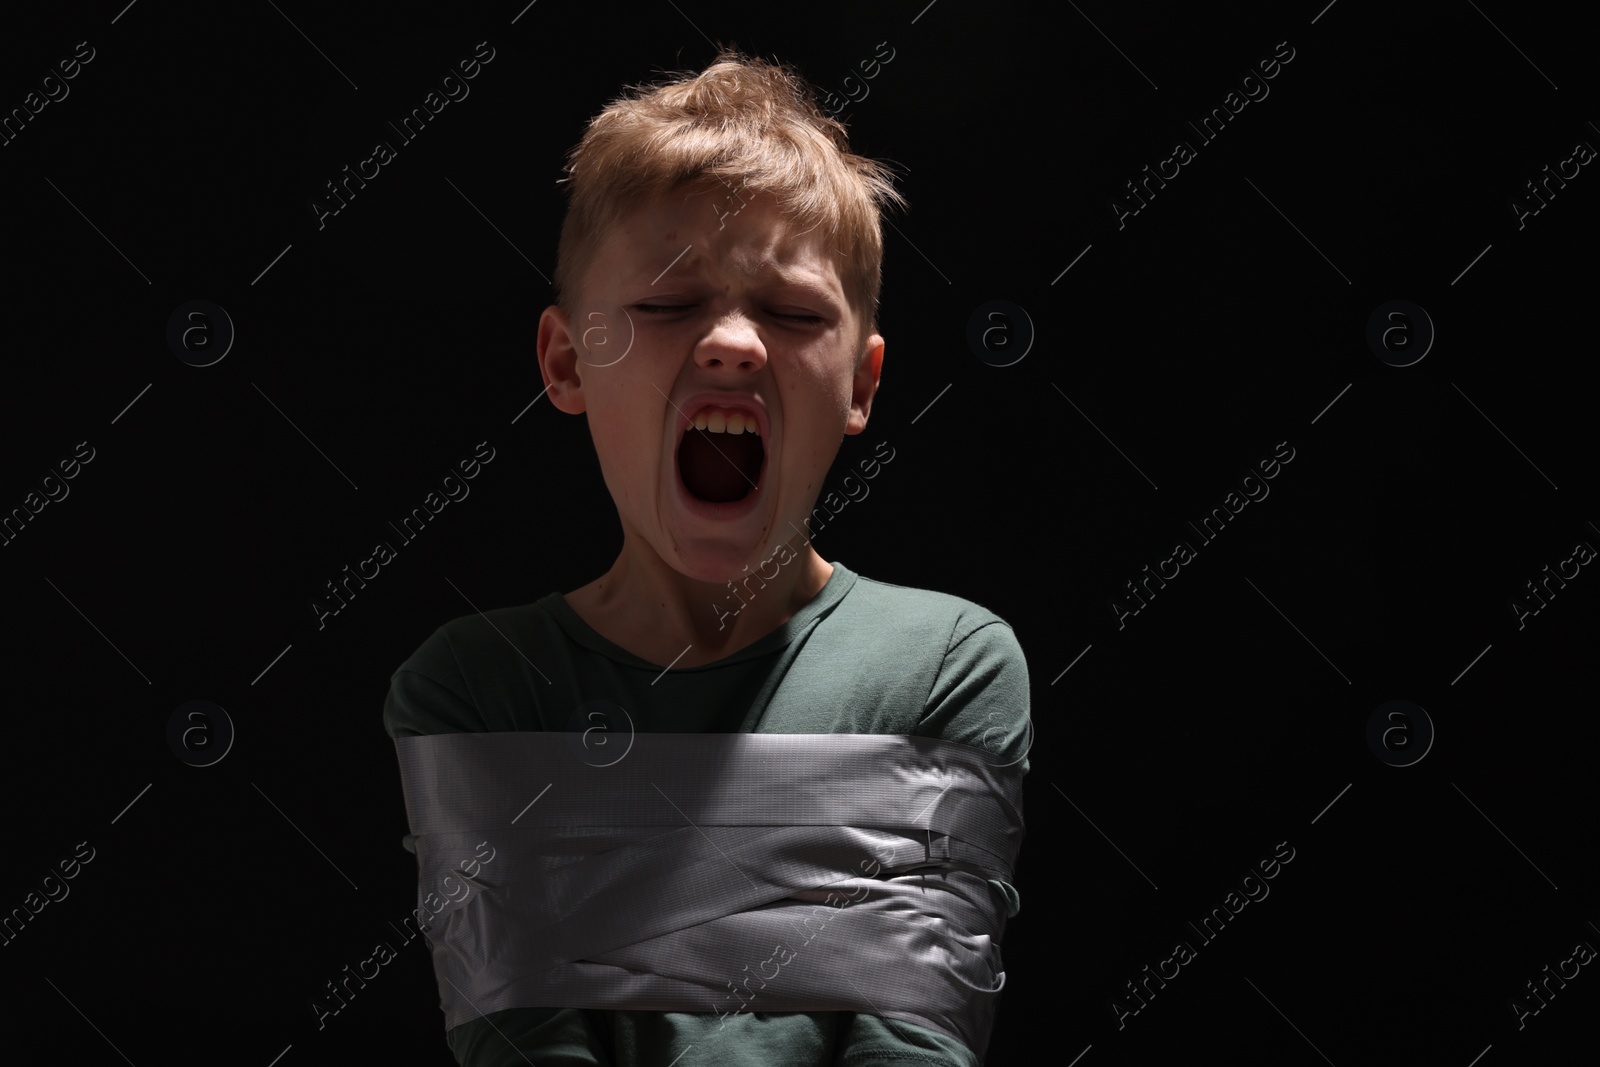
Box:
[695,310,767,373]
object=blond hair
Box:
[553,49,907,346]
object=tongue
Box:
[679,429,763,503]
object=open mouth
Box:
[677,410,766,503]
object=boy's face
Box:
[538,182,884,585]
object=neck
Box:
[577,528,834,665]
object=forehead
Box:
[597,184,844,291]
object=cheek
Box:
[585,409,640,480]
[788,359,853,421]
[606,421,659,476]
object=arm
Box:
[385,628,613,1067]
[833,1014,980,1067]
[916,613,1032,774]
[446,1009,613,1067]
[837,610,1030,1066]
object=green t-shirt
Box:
[384,561,1030,1066]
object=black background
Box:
[2,1,1596,1064]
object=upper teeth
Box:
[691,408,759,435]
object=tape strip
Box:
[395,732,1025,1057]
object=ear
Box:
[844,332,885,435]
[537,304,587,414]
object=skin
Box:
[536,181,885,668]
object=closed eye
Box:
[632,304,824,324]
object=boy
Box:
[385,49,1031,1066]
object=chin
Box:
[666,532,775,586]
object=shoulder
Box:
[842,572,1030,766]
[845,572,1025,664]
[383,601,554,737]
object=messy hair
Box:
[553,48,907,348]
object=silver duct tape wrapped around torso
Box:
[394,731,1025,1058]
